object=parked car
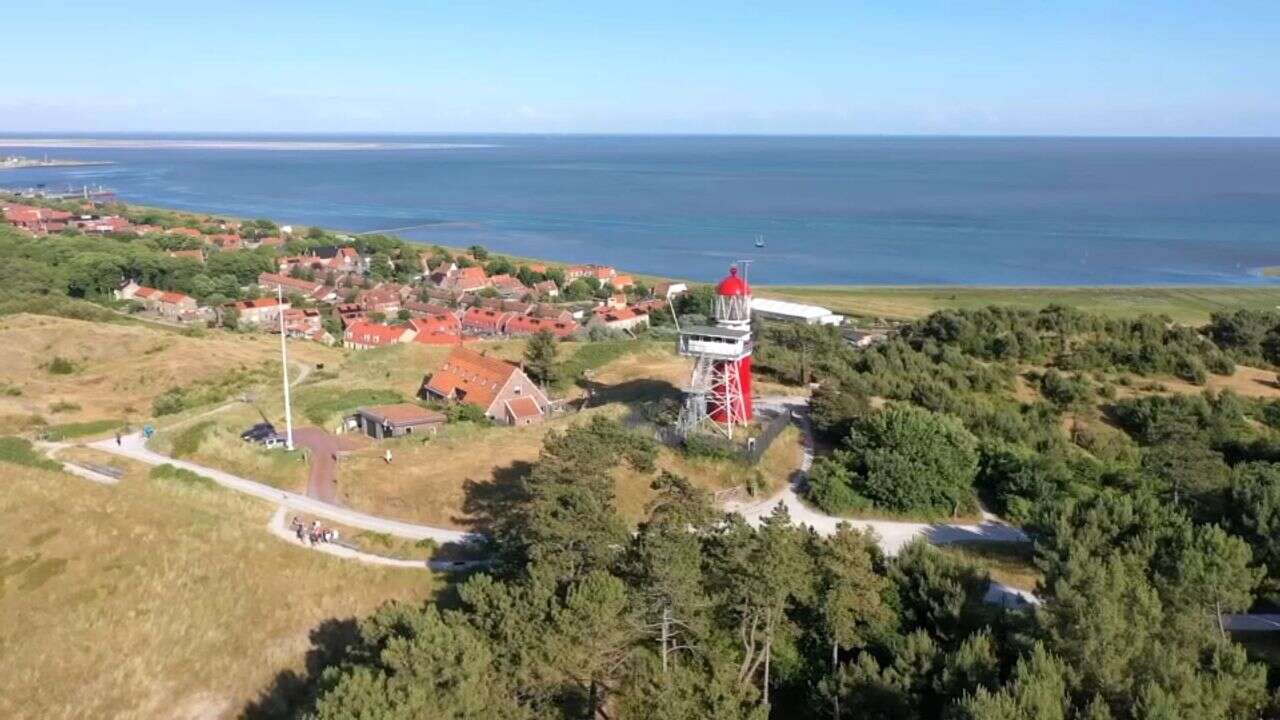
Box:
[261,433,289,449]
[240,422,275,441]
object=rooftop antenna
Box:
[277,285,295,451]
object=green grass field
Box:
[757,286,1280,325]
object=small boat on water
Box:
[754,234,766,248]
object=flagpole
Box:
[278,285,294,451]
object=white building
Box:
[750,297,844,326]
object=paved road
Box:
[733,396,1030,556]
[292,427,366,504]
[90,431,475,544]
[266,507,483,572]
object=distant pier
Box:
[0,155,113,171]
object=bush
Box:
[171,421,214,458]
[682,432,739,461]
[444,402,490,424]
[149,463,214,488]
[0,436,62,472]
[40,419,121,441]
[48,400,81,413]
[809,404,980,516]
[46,356,76,375]
[152,388,187,416]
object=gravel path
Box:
[731,396,1030,556]
[90,431,475,544]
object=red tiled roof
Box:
[424,346,521,411]
[158,292,192,304]
[462,306,510,331]
[258,272,323,293]
[505,396,543,420]
[230,297,285,310]
[451,266,488,289]
[133,286,160,299]
[503,314,576,338]
[344,322,409,346]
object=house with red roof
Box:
[73,215,132,234]
[2,203,72,233]
[407,314,464,345]
[282,308,324,337]
[227,297,289,327]
[461,306,512,335]
[116,280,199,320]
[402,299,454,318]
[343,322,415,350]
[357,286,402,316]
[256,272,337,302]
[420,345,549,425]
[566,264,616,281]
[207,234,243,251]
[608,274,635,290]
[591,307,650,333]
[532,280,560,298]
[503,314,577,339]
[488,274,529,298]
[446,266,489,293]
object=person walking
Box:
[384,449,393,464]
[115,431,122,446]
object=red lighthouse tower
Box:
[676,264,754,437]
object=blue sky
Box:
[2,1,1276,135]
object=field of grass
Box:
[758,286,1280,325]
[0,465,433,720]
[0,314,340,437]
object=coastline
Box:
[0,160,113,170]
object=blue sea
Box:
[2,134,1279,285]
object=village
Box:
[0,191,861,528]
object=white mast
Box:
[277,285,295,451]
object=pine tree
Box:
[523,328,559,387]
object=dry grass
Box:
[0,314,340,436]
[0,465,432,720]
[940,541,1041,592]
[149,407,311,491]
[1108,365,1280,401]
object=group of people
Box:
[290,516,340,546]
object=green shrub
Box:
[152,388,186,416]
[171,421,214,458]
[48,400,81,413]
[809,404,980,517]
[444,402,490,425]
[149,463,214,488]
[46,356,76,375]
[0,436,62,472]
[681,432,739,461]
[0,382,21,397]
[40,419,121,441]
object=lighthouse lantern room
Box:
[675,264,755,438]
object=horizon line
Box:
[1,130,1279,140]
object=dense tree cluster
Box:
[290,416,1277,719]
